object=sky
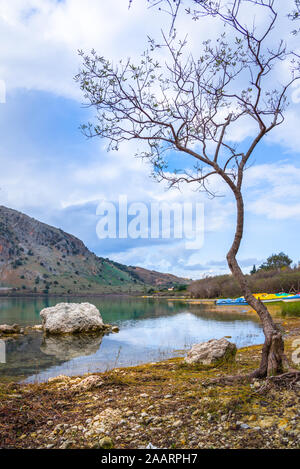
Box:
[0,0,299,279]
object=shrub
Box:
[281,301,300,317]
[188,266,300,299]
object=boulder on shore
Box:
[185,338,237,365]
[40,302,105,335]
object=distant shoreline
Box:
[0,291,192,300]
[0,291,143,299]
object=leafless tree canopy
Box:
[76,0,300,377]
[77,1,297,195]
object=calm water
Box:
[0,296,264,382]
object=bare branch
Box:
[82,0,299,376]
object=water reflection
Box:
[0,297,265,383]
[1,333,65,380]
[41,333,103,360]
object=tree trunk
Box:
[226,189,284,378]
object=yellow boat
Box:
[216,292,300,305]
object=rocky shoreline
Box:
[0,323,118,339]
[0,314,299,450]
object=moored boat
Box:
[215,292,300,305]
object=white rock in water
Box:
[185,338,237,365]
[40,302,105,334]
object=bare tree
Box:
[76,0,299,377]
[288,0,300,34]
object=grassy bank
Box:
[0,313,299,450]
[281,302,300,317]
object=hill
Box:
[0,206,189,295]
[127,266,190,287]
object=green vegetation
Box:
[189,264,300,299]
[281,301,300,317]
[259,252,293,271]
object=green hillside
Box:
[0,205,189,295]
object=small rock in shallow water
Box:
[0,324,22,335]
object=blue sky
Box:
[0,0,299,279]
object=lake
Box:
[0,296,265,383]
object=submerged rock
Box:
[40,302,105,334]
[185,338,237,365]
[25,325,43,332]
[0,324,23,336]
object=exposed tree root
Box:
[205,369,300,390]
[205,334,287,387]
[267,370,300,388]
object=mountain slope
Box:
[0,206,189,294]
[127,266,189,287]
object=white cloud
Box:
[0,0,298,152]
[0,0,223,100]
[245,162,300,219]
[0,0,299,277]
[0,0,159,99]
[265,110,300,154]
